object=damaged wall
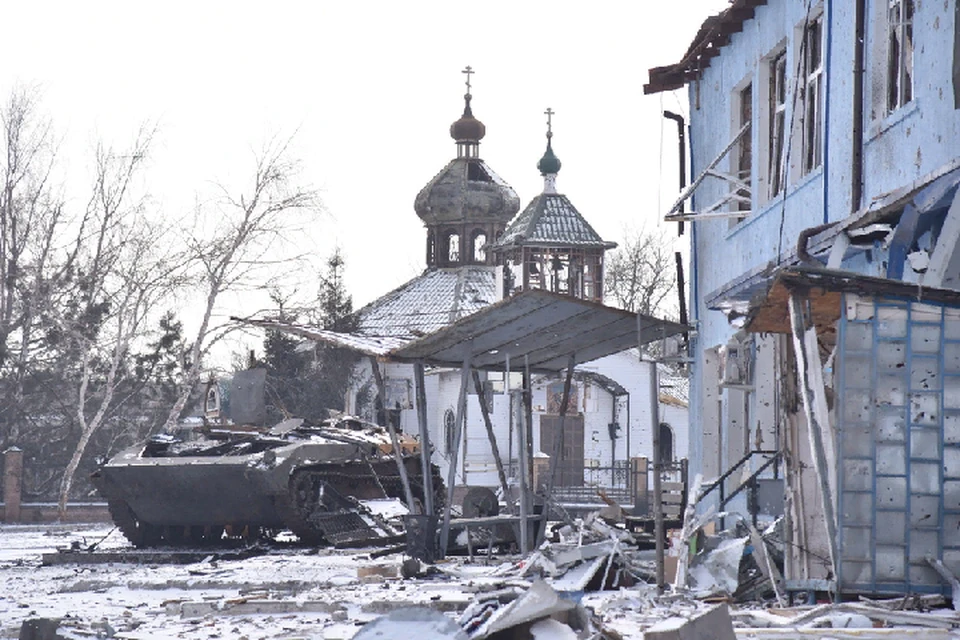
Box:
[835,294,960,593]
[682,0,960,545]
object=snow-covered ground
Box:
[0,523,493,639]
[8,523,960,640]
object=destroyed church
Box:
[647,0,960,597]
[252,72,689,512]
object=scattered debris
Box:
[645,603,736,640]
[354,608,468,640]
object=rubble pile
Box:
[8,512,960,640]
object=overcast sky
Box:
[1,1,727,358]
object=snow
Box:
[0,523,470,639]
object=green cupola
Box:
[537,140,562,176]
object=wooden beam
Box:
[471,370,510,505]
[788,294,839,591]
[650,360,665,591]
[666,122,749,215]
[414,361,434,517]
[439,342,473,555]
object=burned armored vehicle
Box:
[91,370,441,547]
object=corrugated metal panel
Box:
[389,289,687,373]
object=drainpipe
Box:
[664,110,690,348]
[663,111,687,236]
[823,0,833,225]
[852,0,865,214]
[689,115,699,331]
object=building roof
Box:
[645,0,768,95]
[658,364,690,407]
[491,193,616,250]
[354,266,499,339]
[388,288,688,373]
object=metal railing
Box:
[696,449,781,525]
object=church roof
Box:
[492,193,616,250]
[354,266,498,339]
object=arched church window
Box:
[472,230,487,263]
[446,231,460,263]
[427,231,436,265]
[444,409,457,455]
[658,422,675,463]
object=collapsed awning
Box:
[237,319,410,357]
[240,290,687,373]
[737,266,960,335]
[387,289,687,372]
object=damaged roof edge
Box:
[705,161,960,311]
[742,266,960,335]
[233,317,411,357]
[645,0,768,95]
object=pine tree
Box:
[318,248,357,332]
[257,248,359,423]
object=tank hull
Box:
[90,422,440,546]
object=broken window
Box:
[384,377,411,410]
[467,160,493,182]
[802,14,823,175]
[472,230,487,263]
[769,51,787,198]
[446,231,460,264]
[443,409,457,456]
[887,0,914,113]
[734,82,753,222]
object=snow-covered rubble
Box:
[5,521,960,640]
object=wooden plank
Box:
[662,482,685,491]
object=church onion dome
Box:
[449,94,486,142]
[490,107,616,253]
[414,66,520,227]
[537,139,561,175]
[414,158,520,226]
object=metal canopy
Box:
[387,289,687,372]
[237,318,410,357]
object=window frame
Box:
[801,11,824,176]
[768,50,788,199]
[886,0,914,114]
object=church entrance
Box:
[539,415,585,487]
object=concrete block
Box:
[18,618,61,640]
[644,604,736,640]
[358,564,399,580]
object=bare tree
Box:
[0,88,66,444]
[56,132,186,517]
[604,225,678,319]
[161,135,322,430]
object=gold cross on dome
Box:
[462,66,474,93]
